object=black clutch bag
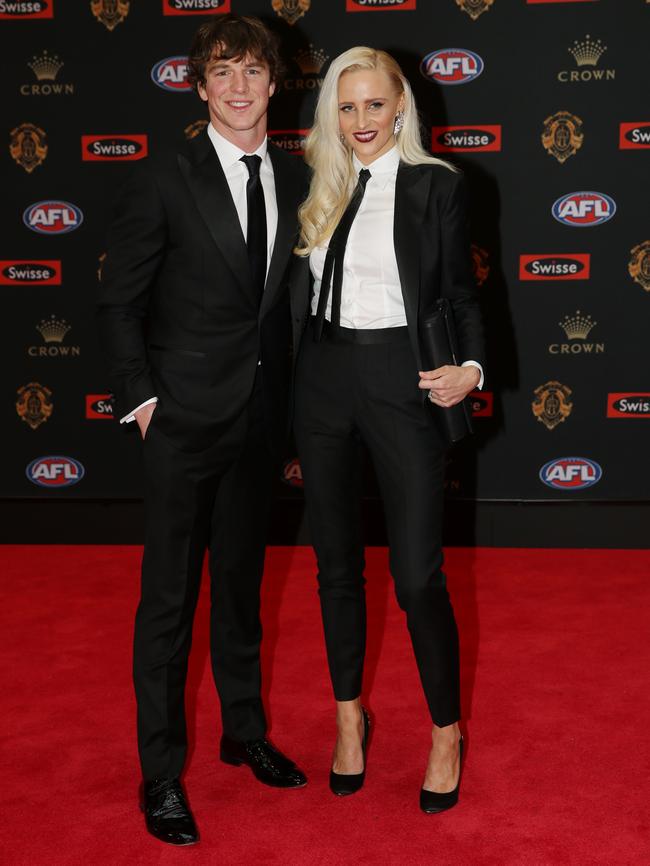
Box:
[419,298,474,444]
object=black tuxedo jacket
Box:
[290,162,485,379]
[97,129,307,453]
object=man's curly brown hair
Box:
[188,14,284,91]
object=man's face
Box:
[198,51,274,146]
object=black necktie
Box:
[240,154,267,303]
[313,168,371,340]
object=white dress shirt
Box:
[309,146,483,388]
[206,122,278,273]
[121,124,278,423]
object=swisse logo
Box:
[0,260,61,285]
[346,0,416,9]
[519,254,590,280]
[81,135,148,161]
[619,123,650,150]
[539,457,602,491]
[421,49,483,86]
[469,391,493,417]
[268,129,309,155]
[0,1,53,18]
[26,455,84,488]
[23,200,83,235]
[86,393,114,419]
[607,393,650,419]
[151,57,191,92]
[432,125,501,152]
[552,192,615,227]
[163,0,230,12]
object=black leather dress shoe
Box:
[329,706,370,797]
[140,778,199,845]
[420,736,464,814]
[220,736,307,788]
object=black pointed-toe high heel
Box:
[420,735,464,814]
[329,706,370,796]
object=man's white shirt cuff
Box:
[120,396,158,424]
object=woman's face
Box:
[337,68,404,165]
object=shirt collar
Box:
[207,122,268,170]
[352,146,400,190]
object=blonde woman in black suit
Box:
[290,47,485,812]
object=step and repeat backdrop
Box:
[3,0,649,503]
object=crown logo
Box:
[28,51,64,81]
[559,311,596,340]
[568,35,607,67]
[37,315,71,343]
[294,45,328,76]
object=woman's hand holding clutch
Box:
[418,365,480,408]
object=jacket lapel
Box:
[259,146,301,320]
[177,130,254,302]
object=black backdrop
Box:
[3,0,649,510]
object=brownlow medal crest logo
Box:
[91,0,130,31]
[542,111,583,164]
[455,0,494,20]
[16,382,53,430]
[10,123,47,173]
[184,119,209,141]
[471,244,489,286]
[532,381,572,430]
[272,0,310,25]
[628,240,650,292]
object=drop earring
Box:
[393,111,404,135]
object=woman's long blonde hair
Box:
[295,46,454,256]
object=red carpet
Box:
[3,545,649,865]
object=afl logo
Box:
[539,457,602,491]
[23,201,83,235]
[26,455,85,488]
[151,56,191,92]
[552,192,616,227]
[421,49,483,86]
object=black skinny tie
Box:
[240,154,267,303]
[313,168,371,340]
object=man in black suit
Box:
[97,16,307,846]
